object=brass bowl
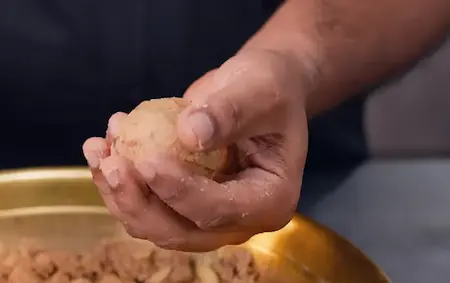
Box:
[0,167,390,283]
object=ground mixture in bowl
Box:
[0,239,260,283]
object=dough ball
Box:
[111,97,234,180]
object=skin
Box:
[83,0,450,251]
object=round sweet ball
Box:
[111,97,234,180]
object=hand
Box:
[82,49,311,252]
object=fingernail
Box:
[186,111,214,148]
[84,151,100,169]
[105,169,120,188]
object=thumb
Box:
[178,67,283,151]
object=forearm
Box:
[241,0,450,116]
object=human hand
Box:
[82,49,311,252]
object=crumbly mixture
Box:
[0,240,260,283]
[111,98,230,180]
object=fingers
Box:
[135,155,297,233]
[83,114,257,251]
[83,137,183,244]
[178,54,289,152]
[183,70,218,102]
[82,137,112,197]
[82,137,126,213]
[98,155,189,243]
[83,137,110,169]
[82,137,124,217]
[136,157,238,230]
[106,112,127,143]
[97,155,252,252]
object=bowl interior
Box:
[0,167,390,283]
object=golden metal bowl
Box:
[0,167,390,283]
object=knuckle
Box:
[214,96,241,137]
[227,234,252,246]
[265,191,297,231]
[153,237,187,250]
[248,180,297,233]
[93,179,109,195]
[266,211,294,232]
[123,223,147,240]
[195,215,226,230]
[104,203,124,221]
[114,194,139,218]
[196,201,239,230]
[157,185,188,205]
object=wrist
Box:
[239,36,323,104]
[237,0,328,111]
